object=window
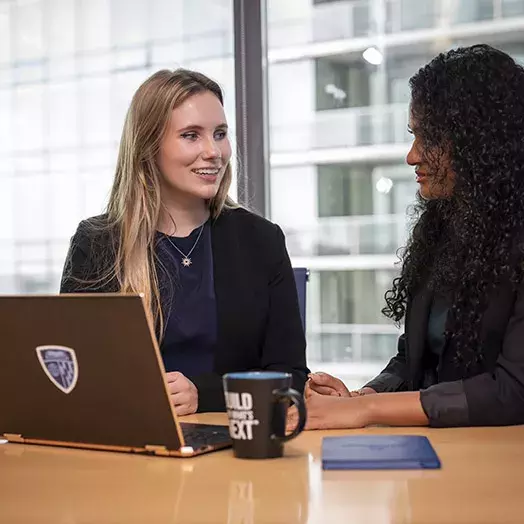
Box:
[266,0,524,387]
[316,58,371,111]
[0,0,235,294]
[318,164,373,217]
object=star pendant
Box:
[182,257,192,267]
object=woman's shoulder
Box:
[214,207,288,265]
[76,213,111,232]
[216,206,281,236]
[72,214,117,251]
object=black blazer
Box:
[60,208,309,412]
[365,276,524,427]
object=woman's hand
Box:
[307,372,377,398]
[351,386,377,397]
[166,372,198,416]
[287,392,370,431]
[306,372,351,397]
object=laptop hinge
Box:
[145,444,169,456]
[3,433,24,443]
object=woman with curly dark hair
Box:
[288,44,524,430]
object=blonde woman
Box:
[61,69,308,415]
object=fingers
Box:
[167,381,188,395]
[166,373,198,416]
[305,381,321,399]
[308,383,340,396]
[286,405,302,433]
[308,372,349,397]
[307,372,334,386]
[166,371,183,384]
[306,378,338,398]
[174,403,194,417]
[359,387,377,395]
[170,391,197,416]
[347,387,377,397]
[170,391,190,406]
[166,373,191,395]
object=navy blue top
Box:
[155,220,217,376]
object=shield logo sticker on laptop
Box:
[36,345,79,394]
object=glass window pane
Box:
[111,0,149,47]
[455,0,494,24]
[503,0,524,17]
[82,172,113,217]
[14,176,49,241]
[0,89,13,155]
[79,77,111,146]
[0,177,14,242]
[14,85,44,152]
[49,58,78,81]
[318,165,373,217]
[13,64,45,85]
[266,0,524,386]
[400,0,437,30]
[50,174,83,240]
[48,0,76,57]
[48,81,78,148]
[0,0,235,294]
[13,0,44,62]
[150,0,185,41]
[319,270,395,324]
[0,3,12,66]
[111,70,150,138]
[78,0,111,52]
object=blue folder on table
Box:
[322,435,441,470]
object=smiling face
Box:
[157,90,232,204]
[406,117,455,200]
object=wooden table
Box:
[1,413,523,523]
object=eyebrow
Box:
[177,123,228,132]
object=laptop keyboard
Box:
[179,422,232,450]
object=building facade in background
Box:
[1,0,523,388]
[267,0,524,386]
[0,0,236,290]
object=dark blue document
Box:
[322,435,441,470]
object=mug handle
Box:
[272,388,307,442]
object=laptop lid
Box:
[0,294,209,456]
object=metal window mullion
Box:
[233,0,269,217]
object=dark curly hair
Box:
[382,44,524,368]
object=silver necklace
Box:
[164,224,204,267]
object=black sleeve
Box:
[60,220,117,294]
[363,333,410,392]
[190,224,309,413]
[190,373,225,412]
[259,224,309,393]
[60,222,92,293]
[420,279,524,427]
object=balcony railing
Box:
[268,0,524,49]
[284,214,410,258]
[271,103,410,154]
[269,1,371,49]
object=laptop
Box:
[0,294,232,457]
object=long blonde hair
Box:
[101,69,235,335]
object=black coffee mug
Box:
[222,371,307,459]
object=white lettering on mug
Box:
[229,419,260,440]
[225,391,260,440]
[225,392,253,410]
